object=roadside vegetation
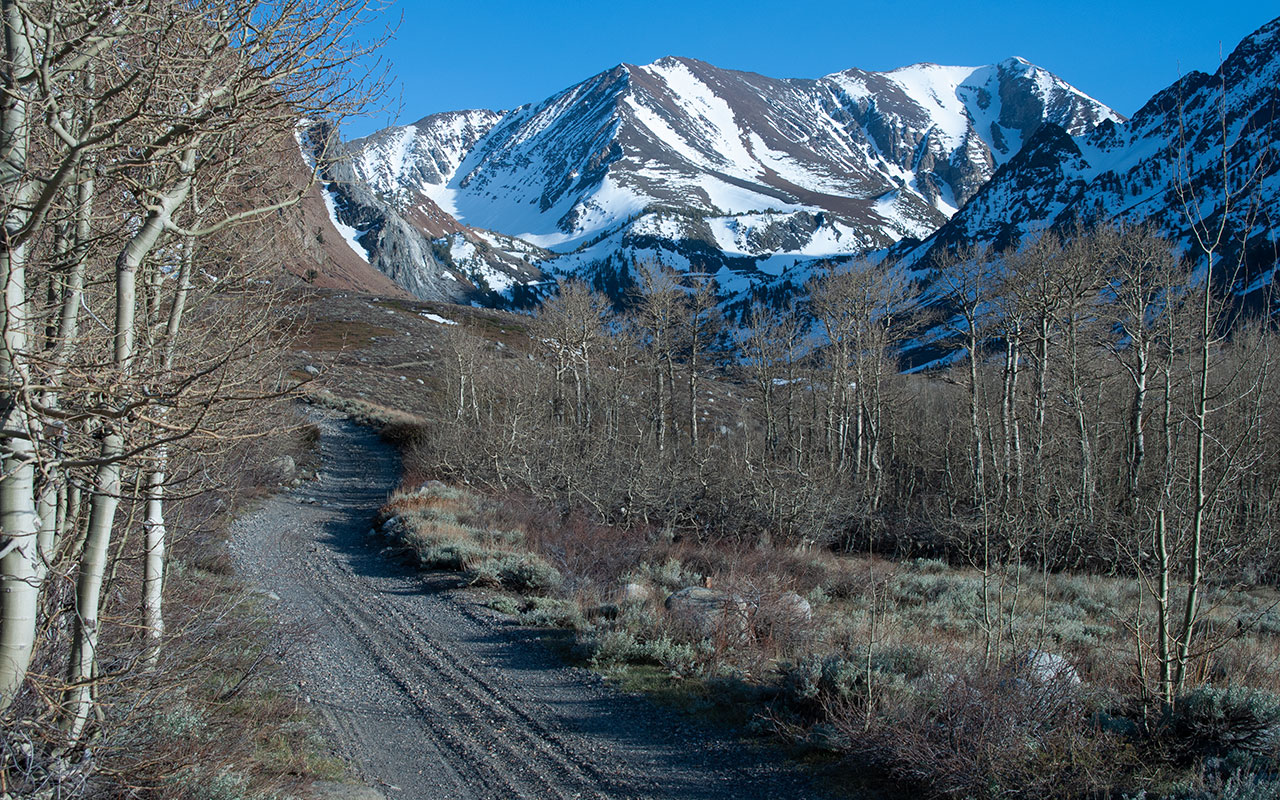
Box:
[338,223,1280,799]
[97,414,346,800]
[369,477,1280,800]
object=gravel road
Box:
[232,411,828,800]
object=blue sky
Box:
[345,1,1278,139]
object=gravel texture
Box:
[232,411,827,800]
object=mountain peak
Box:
[338,50,1127,301]
[905,12,1280,297]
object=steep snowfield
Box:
[349,109,504,206]
[321,186,372,263]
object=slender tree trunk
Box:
[62,447,121,742]
[1155,330,1178,708]
[688,351,698,452]
[0,0,40,712]
[1174,266,1215,693]
[968,331,984,508]
[64,163,193,740]
[1127,346,1149,515]
[140,235,192,668]
[142,453,165,667]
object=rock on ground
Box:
[665,586,751,638]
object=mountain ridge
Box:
[902,14,1280,297]
[329,51,1120,303]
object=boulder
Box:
[265,454,296,483]
[618,582,651,604]
[775,591,813,623]
[664,586,750,638]
[1016,649,1081,687]
[303,364,321,376]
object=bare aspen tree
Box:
[0,0,42,711]
[1159,60,1271,701]
[533,280,607,428]
[0,0,147,711]
[932,247,997,511]
[1101,226,1179,517]
[0,0,388,735]
[679,275,719,454]
[811,261,915,507]
[632,262,683,454]
[932,246,1004,661]
[741,301,802,459]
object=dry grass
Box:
[292,319,399,351]
[379,483,561,593]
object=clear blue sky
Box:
[345,1,1278,139]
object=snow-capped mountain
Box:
[304,117,549,306]
[351,110,503,209]
[906,16,1280,296]
[339,55,1119,300]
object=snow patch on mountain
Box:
[902,15,1280,299]
[884,63,981,146]
[321,186,371,263]
[635,58,759,176]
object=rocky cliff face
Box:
[301,119,549,306]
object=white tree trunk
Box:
[140,235,192,668]
[0,0,41,713]
[63,168,192,739]
[142,455,165,667]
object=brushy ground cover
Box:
[76,410,350,800]
[376,479,1280,800]
[286,294,1280,799]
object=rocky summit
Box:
[903,15,1280,302]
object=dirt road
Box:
[232,411,826,800]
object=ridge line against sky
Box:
[345,1,1277,140]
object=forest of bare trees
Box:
[0,0,378,793]
[419,224,1280,718]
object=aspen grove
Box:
[0,0,377,770]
